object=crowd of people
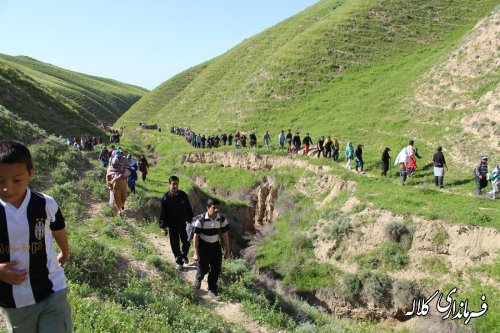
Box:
[101,145,150,214]
[99,141,229,299]
[169,126,498,197]
[140,122,161,131]
[109,130,121,143]
[58,135,102,150]
[0,128,497,332]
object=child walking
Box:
[0,140,72,332]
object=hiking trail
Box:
[116,209,271,333]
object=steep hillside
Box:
[412,8,499,165]
[0,105,47,143]
[122,0,498,164]
[115,2,499,330]
[0,54,148,136]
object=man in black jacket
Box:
[474,155,489,196]
[159,176,194,270]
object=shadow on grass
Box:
[447,178,474,186]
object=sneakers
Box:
[175,264,183,271]
[208,290,220,300]
[182,255,189,265]
[194,279,201,290]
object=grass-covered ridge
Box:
[116,1,498,330]
[0,105,47,143]
[121,0,498,164]
[0,53,148,136]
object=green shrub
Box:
[46,182,84,222]
[221,258,256,286]
[77,165,109,201]
[384,221,411,243]
[52,161,79,184]
[294,322,317,333]
[355,253,380,270]
[361,271,392,308]
[126,191,152,216]
[65,233,119,289]
[399,233,413,251]
[322,218,352,239]
[431,226,449,246]
[100,225,118,238]
[355,243,409,271]
[421,256,450,275]
[340,273,363,301]
[393,280,419,309]
[144,255,162,269]
[351,202,367,214]
[101,203,115,217]
[380,243,410,270]
[468,211,492,224]
[319,208,341,220]
[293,233,314,253]
[242,299,296,331]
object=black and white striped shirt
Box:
[194,213,229,243]
[0,189,67,308]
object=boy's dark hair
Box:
[437,146,443,152]
[206,198,221,207]
[168,175,179,183]
[409,140,414,145]
[0,140,33,170]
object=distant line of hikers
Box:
[140,122,161,131]
[169,126,498,198]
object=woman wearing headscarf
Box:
[138,155,150,181]
[107,150,127,214]
[126,154,139,193]
[354,144,364,173]
[345,142,354,171]
[381,147,391,177]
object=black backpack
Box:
[186,213,205,243]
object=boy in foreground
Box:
[0,140,72,333]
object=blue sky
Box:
[0,1,318,90]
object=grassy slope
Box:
[0,105,47,143]
[116,1,498,331]
[0,54,148,136]
[0,61,99,135]
[120,63,208,124]
[120,0,499,224]
[122,0,497,160]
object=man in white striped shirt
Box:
[192,198,230,299]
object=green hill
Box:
[0,1,497,332]
[0,105,47,143]
[0,54,148,136]
[116,2,499,331]
[122,0,498,164]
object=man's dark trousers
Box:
[196,240,222,292]
[170,226,190,265]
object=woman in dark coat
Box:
[354,145,364,173]
[381,147,391,177]
[138,155,150,181]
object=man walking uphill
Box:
[193,198,230,300]
[474,155,489,196]
[158,176,194,271]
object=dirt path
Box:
[126,218,271,333]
